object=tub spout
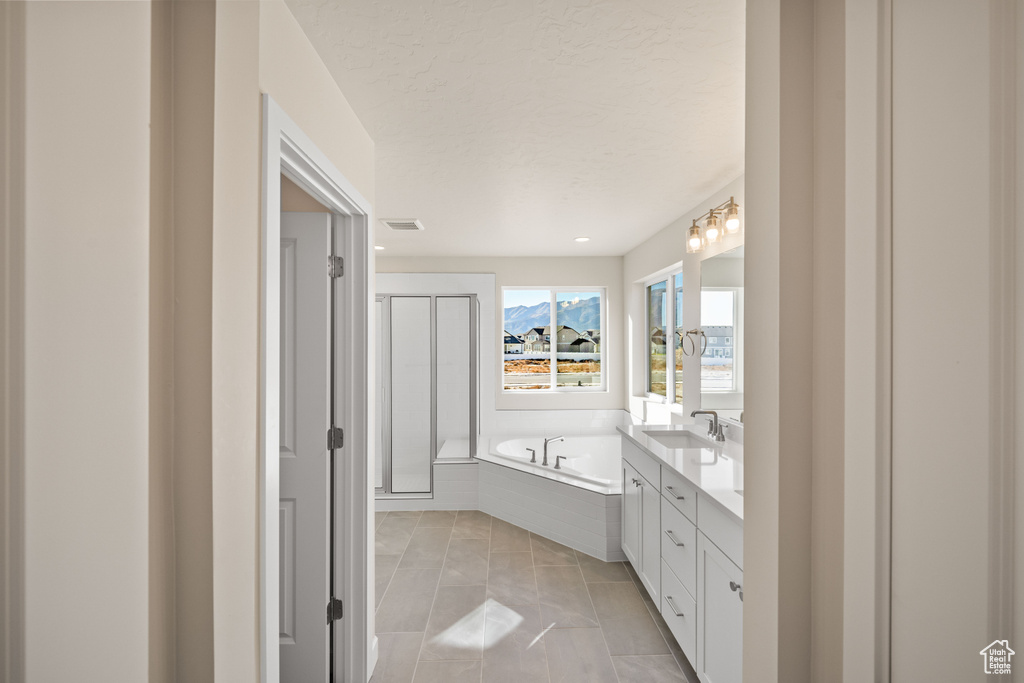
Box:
[543,436,565,466]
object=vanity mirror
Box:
[700,245,743,420]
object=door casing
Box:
[261,94,374,683]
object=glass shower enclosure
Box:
[375,293,479,496]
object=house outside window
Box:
[502,288,606,392]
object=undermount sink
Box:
[643,430,716,450]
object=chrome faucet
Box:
[691,410,726,442]
[543,436,564,466]
[554,455,567,470]
[527,448,536,464]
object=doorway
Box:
[261,95,373,683]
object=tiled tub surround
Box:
[477,456,625,563]
[372,510,699,683]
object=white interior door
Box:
[280,212,332,682]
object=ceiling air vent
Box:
[380,218,425,231]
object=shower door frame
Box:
[376,293,478,497]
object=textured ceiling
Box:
[286,0,745,257]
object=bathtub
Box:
[480,435,622,495]
[475,434,626,562]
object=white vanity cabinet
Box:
[619,432,743,683]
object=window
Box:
[646,270,684,403]
[647,281,666,396]
[502,288,605,392]
[701,289,738,391]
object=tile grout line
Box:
[407,511,449,683]
[576,548,623,683]
[479,511,491,683]
[372,511,417,629]
[625,564,689,681]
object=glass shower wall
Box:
[376,293,478,496]
[389,297,432,493]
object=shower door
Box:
[376,294,478,496]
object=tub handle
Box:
[665,486,685,500]
[665,596,686,618]
[527,448,536,464]
[664,530,685,547]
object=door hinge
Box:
[327,426,344,450]
[328,255,344,278]
[327,597,343,623]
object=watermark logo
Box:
[980,640,1015,675]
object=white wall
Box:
[622,175,745,420]
[376,256,625,412]
[889,2,1017,679]
[21,3,152,679]
[3,1,380,679]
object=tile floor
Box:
[372,509,700,683]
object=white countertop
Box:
[617,424,744,523]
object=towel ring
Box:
[682,329,707,357]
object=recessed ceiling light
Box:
[574,237,590,242]
[374,245,385,250]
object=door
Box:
[696,532,743,683]
[622,461,641,566]
[638,476,661,604]
[280,212,332,682]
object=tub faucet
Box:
[691,410,726,442]
[554,455,567,470]
[527,448,536,464]
[543,436,565,466]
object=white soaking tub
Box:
[481,435,622,495]
[475,434,625,561]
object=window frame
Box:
[501,286,608,393]
[644,268,684,405]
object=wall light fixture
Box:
[686,196,742,254]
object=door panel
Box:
[279,212,331,682]
[622,461,641,566]
[696,532,743,683]
[639,475,661,604]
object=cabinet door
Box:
[621,461,641,567]
[638,476,661,604]
[696,532,743,683]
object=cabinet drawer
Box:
[660,465,697,523]
[622,437,660,490]
[660,558,696,666]
[660,497,696,595]
[697,496,743,570]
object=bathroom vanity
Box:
[617,424,744,683]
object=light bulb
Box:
[725,199,740,233]
[705,212,722,243]
[687,221,704,254]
